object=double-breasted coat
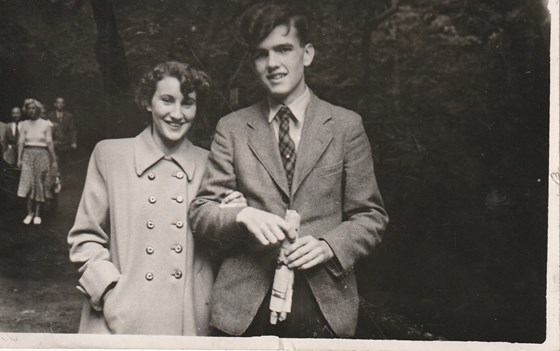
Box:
[189,92,389,337]
[68,127,213,335]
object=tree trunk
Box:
[90,0,135,138]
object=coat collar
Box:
[133,126,196,181]
[246,91,333,197]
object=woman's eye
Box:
[161,96,173,103]
[182,100,195,107]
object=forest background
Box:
[0,0,551,343]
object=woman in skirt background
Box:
[17,98,58,225]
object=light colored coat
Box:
[189,93,388,337]
[68,127,213,335]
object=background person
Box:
[17,98,57,225]
[46,97,77,173]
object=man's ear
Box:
[303,43,315,67]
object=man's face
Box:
[11,108,21,122]
[54,98,65,111]
[252,24,314,105]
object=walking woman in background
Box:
[17,98,57,225]
[68,61,244,335]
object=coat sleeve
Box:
[320,113,389,277]
[188,118,248,253]
[67,144,120,311]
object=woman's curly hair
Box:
[135,61,211,123]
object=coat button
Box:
[148,173,156,180]
[176,196,184,203]
[175,221,184,228]
[148,196,157,204]
[146,221,155,229]
[173,245,183,253]
[146,246,154,254]
[173,270,183,279]
[176,172,184,179]
[145,272,154,281]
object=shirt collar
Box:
[267,86,310,124]
[133,126,196,180]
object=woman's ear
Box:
[144,101,152,112]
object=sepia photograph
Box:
[0,0,557,350]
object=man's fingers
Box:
[261,227,279,245]
[253,231,269,246]
[299,255,324,270]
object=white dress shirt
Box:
[267,87,311,151]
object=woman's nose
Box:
[169,103,183,119]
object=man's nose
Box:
[267,52,280,69]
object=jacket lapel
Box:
[247,101,291,198]
[291,94,333,195]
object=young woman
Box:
[17,98,57,225]
[68,61,243,335]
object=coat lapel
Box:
[247,101,291,198]
[291,94,333,195]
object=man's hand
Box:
[71,143,77,149]
[285,236,334,270]
[236,207,292,246]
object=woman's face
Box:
[148,76,197,151]
[26,103,39,120]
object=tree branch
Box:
[375,0,400,22]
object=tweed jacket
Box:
[189,92,388,337]
[68,127,213,335]
[47,110,77,151]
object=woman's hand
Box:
[219,189,247,208]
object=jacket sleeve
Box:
[67,144,120,311]
[320,114,389,277]
[188,118,248,253]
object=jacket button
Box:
[146,221,154,229]
[173,270,183,279]
[148,196,157,204]
[175,221,184,228]
[176,196,184,203]
[148,173,156,180]
[173,245,183,253]
[145,272,154,281]
[146,246,154,254]
[176,172,184,179]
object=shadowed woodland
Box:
[0,0,550,342]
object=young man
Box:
[189,3,388,338]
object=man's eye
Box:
[254,51,267,60]
[279,47,292,53]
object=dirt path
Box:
[0,153,90,333]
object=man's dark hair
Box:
[239,2,309,50]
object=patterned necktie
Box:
[276,106,296,190]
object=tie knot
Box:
[277,106,293,122]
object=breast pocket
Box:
[308,162,343,215]
[315,161,343,178]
